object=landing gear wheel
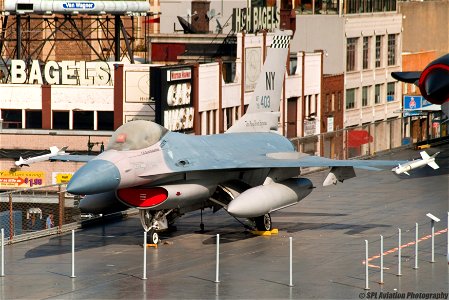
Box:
[147,229,159,245]
[254,213,272,231]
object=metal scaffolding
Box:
[0,13,149,81]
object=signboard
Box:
[151,65,194,132]
[10,60,111,86]
[52,172,74,185]
[4,0,150,16]
[0,170,45,189]
[232,6,279,33]
[304,119,317,136]
[245,47,261,92]
[125,70,150,103]
[403,95,434,117]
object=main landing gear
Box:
[252,213,272,231]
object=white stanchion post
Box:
[215,234,220,283]
[380,235,384,284]
[1,228,4,277]
[143,231,147,280]
[397,228,402,276]
[71,230,76,278]
[447,212,449,265]
[364,240,369,290]
[431,220,435,263]
[289,237,293,287]
[414,223,419,269]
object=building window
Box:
[363,36,370,70]
[375,36,382,68]
[375,84,382,104]
[97,111,114,131]
[73,111,94,130]
[338,92,342,111]
[387,82,395,102]
[26,110,42,129]
[53,111,69,129]
[387,34,396,66]
[1,109,22,128]
[346,38,357,72]
[362,86,369,107]
[330,93,335,111]
[346,88,356,109]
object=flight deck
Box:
[0,144,447,299]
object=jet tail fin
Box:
[226,30,292,133]
[50,146,59,154]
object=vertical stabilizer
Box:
[226,30,292,133]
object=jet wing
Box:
[139,152,408,177]
[241,153,408,169]
[50,154,95,162]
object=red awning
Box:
[143,17,160,24]
[347,130,373,148]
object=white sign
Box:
[167,69,191,82]
[10,60,111,85]
[125,70,150,103]
[304,120,317,136]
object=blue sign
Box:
[62,2,95,10]
[403,95,435,117]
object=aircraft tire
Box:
[254,213,272,231]
[147,229,159,244]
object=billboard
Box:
[5,0,150,15]
[151,65,194,133]
[0,170,45,189]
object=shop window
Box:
[289,55,298,75]
[97,111,114,131]
[222,61,236,83]
[73,111,94,130]
[346,88,356,109]
[387,82,395,102]
[362,36,370,70]
[53,111,69,129]
[26,110,42,129]
[375,84,382,104]
[346,38,357,72]
[375,35,382,68]
[387,34,396,66]
[2,109,22,128]
[362,86,369,107]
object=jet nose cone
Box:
[67,160,121,195]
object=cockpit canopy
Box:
[107,120,168,151]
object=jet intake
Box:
[117,187,168,208]
[227,178,313,218]
[116,182,213,209]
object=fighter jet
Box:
[32,30,426,244]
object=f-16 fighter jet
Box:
[30,30,431,244]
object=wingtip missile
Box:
[391,151,439,175]
[15,146,69,167]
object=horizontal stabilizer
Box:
[391,71,421,84]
